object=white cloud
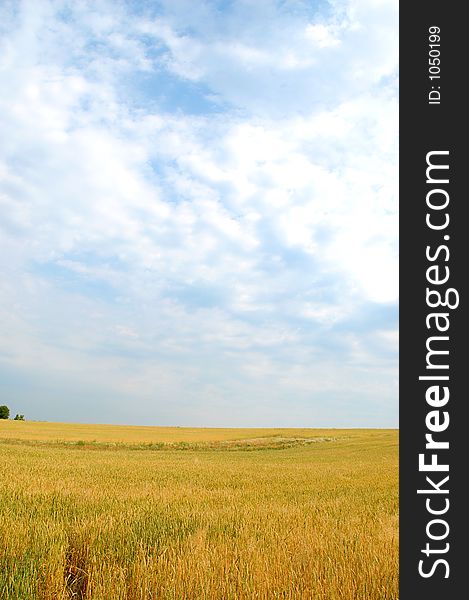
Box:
[305,23,341,48]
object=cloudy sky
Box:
[0,0,398,427]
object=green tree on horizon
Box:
[0,405,10,419]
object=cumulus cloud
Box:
[0,0,398,426]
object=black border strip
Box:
[400,2,466,597]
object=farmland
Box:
[0,422,398,599]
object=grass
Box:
[0,420,341,444]
[0,422,398,599]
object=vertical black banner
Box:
[400,2,466,598]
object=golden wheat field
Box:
[0,421,398,600]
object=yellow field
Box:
[0,422,398,600]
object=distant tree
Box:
[14,414,25,421]
[0,405,9,419]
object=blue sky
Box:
[0,0,398,427]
